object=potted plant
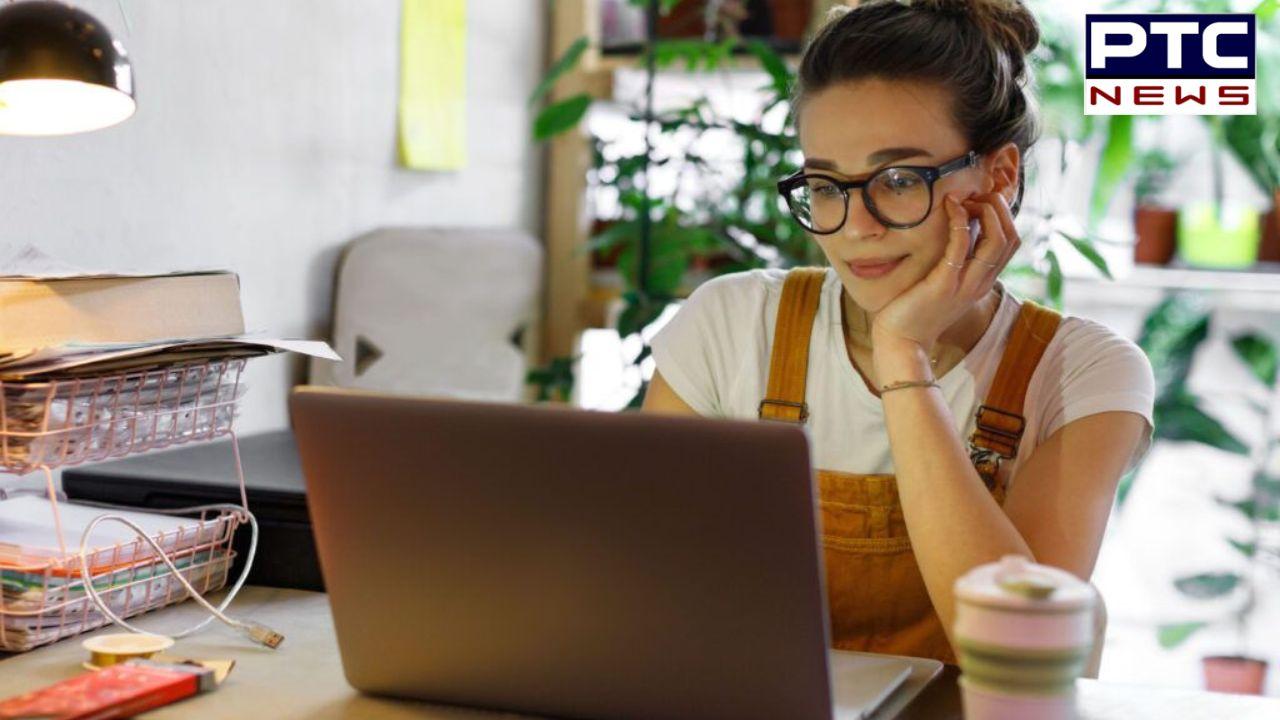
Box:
[1131,148,1179,265]
[1136,298,1277,694]
[1196,331,1278,694]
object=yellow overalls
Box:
[757,267,1063,663]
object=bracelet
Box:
[879,379,940,395]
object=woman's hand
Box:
[869,190,1021,369]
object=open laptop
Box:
[289,386,941,720]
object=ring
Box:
[944,258,966,269]
[950,226,970,231]
[971,256,999,267]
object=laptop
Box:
[289,386,941,720]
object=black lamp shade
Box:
[0,1,135,135]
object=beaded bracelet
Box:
[879,379,940,395]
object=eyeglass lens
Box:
[786,167,933,232]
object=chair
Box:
[309,227,543,402]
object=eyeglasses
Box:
[777,151,979,233]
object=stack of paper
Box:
[0,496,238,651]
[0,244,339,381]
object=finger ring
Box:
[950,226,970,231]
[971,256,999,267]
[944,258,966,269]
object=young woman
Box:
[642,0,1156,664]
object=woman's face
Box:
[796,78,1010,313]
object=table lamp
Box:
[0,0,134,135]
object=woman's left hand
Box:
[869,190,1020,364]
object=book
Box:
[0,272,245,354]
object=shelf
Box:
[1054,264,1280,313]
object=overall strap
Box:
[759,267,828,423]
[969,298,1063,480]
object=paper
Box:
[0,243,229,280]
[0,496,232,568]
[397,0,467,170]
[0,335,340,379]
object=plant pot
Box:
[1176,201,1260,268]
[656,2,706,38]
[1133,205,1178,265]
[1258,189,1280,263]
[767,0,813,41]
[1203,655,1269,695]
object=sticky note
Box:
[398,0,467,170]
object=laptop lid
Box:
[289,386,834,720]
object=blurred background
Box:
[1,0,1277,698]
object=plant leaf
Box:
[746,40,792,98]
[1044,248,1063,309]
[1059,232,1114,280]
[1155,394,1249,454]
[1230,333,1278,388]
[1157,622,1207,649]
[1089,115,1134,230]
[1115,467,1138,508]
[533,93,592,141]
[1174,573,1243,599]
[1229,539,1258,558]
[528,36,589,108]
[1137,294,1211,403]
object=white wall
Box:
[0,0,545,433]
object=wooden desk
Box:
[1,587,1277,719]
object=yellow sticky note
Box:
[398,0,467,170]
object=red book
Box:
[0,660,215,720]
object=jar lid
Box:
[954,554,1095,612]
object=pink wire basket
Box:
[0,505,240,652]
[0,356,252,651]
[0,358,247,476]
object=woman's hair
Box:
[794,0,1041,215]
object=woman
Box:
[643,0,1156,664]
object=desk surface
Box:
[1,587,1277,719]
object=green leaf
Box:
[1089,115,1134,230]
[533,93,592,141]
[1229,539,1258,558]
[528,36,589,108]
[1059,233,1113,280]
[616,295,669,338]
[1044,249,1063,310]
[1230,333,1278,388]
[1155,394,1249,454]
[746,40,792,98]
[1257,0,1280,25]
[1115,467,1138,508]
[1157,622,1207,649]
[1137,294,1211,402]
[1174,573,1243,599]
[583,221,638,254]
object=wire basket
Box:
[0,358,247,475]
[0,504,240,652]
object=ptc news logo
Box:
[1085,14,1256,115]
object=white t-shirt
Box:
[649,267,1156,484]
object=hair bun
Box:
[904,0,1040,57]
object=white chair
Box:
[309,227,543,402]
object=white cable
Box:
[75,502,282,648]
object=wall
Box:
[0,0,545,433]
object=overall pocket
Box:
[817,471,935,650]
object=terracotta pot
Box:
[1259,189,1280,263]
[656,2,706,38]
[1133,205,1178,265]
[1203,655,1269,695]
[767,0,813,40]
